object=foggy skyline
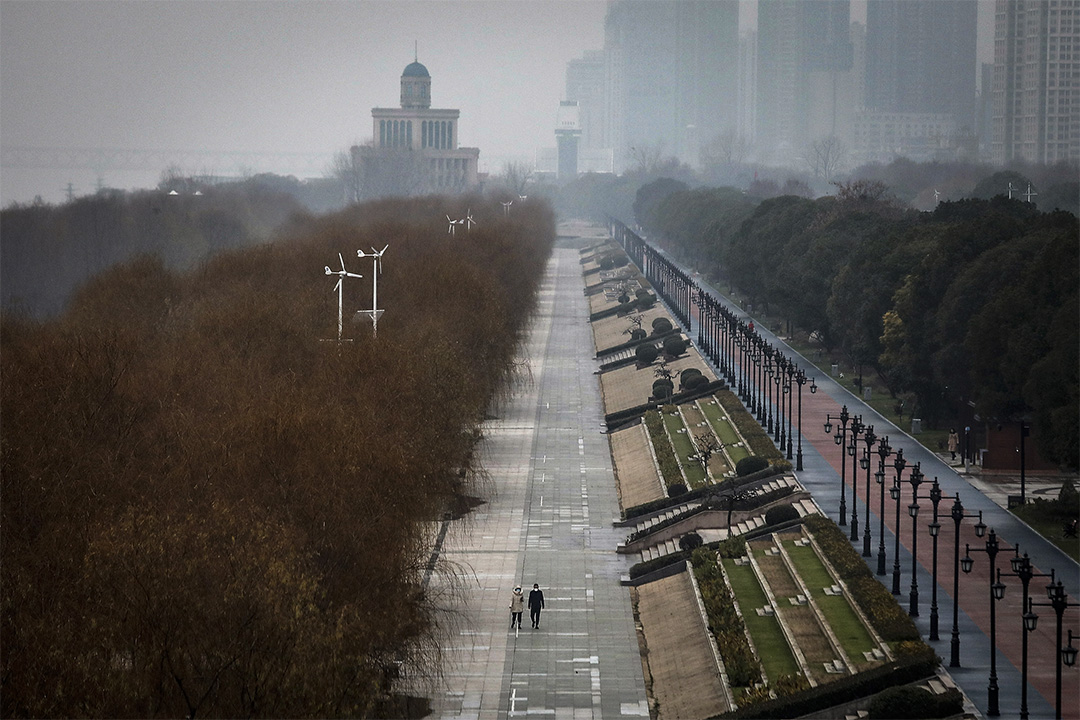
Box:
[1,1,996,206]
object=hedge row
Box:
[803,515,922,642]
[623,462,782,519]
[691,548,762,687]
[643,409,683,490]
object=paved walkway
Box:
[654,247,1080,720]
[425,240,649,719]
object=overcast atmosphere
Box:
[1,0,996,206]
[0,0,609,204]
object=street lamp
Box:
[890,467,904,595]
[860,425,877,558]
[763,349,775,434]
[796,369,813,471]
[1002,549,1053,719]
[784,363,794,461]
[925,479,943,641]
[950,494,985,667]
[847,416,864,543]
[963,527,1003,716]
[907,463,925,617]
[824,405,850,526]
[874,438,894,576]
[1030,578,1080,719]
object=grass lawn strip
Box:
[748,539,837,686]
[722,555,800,683]
[662,407,707,488]
[679,403,731,478]
[782,536,879,665]
[699,396,751,466]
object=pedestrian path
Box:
[423,244,649,718]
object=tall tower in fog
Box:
[865,0,977,125]
[992,0,1080,164]
[755,0,852,164]
[599,0,739,172]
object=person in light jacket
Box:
[528,583,545,628]
[509,586,524,629]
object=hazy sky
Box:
[1,0,995,205]
[1,0,608,203]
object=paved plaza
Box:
[426,236,649,718]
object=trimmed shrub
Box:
[679,368,703,385]
[668,482,687,497]
[629,328,647,341]
[736,456,770,476]
[653,384,672,401]
[612,255,629,268]
[618,293,630,304]
[652,378,674,392]
[598,256,615,270]
[764,503,800,526]
[679,532,704,551]
[684,374,710,391]
[662,335,687,356]
[651,317,673,333]
[635,295,656,310]
[635,288,652,299]
[635,344,659,364]
[867,685,963,719]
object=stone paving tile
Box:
[422,241,649,719]
[610,423,665,511]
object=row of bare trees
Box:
[1,196,556,717]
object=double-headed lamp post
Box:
[823,405,850,526]
[949,495,985,667]
[1002,549,1053,719]
[962,527,1004,716]
[925,479,943,641]
[1029,578,1080,719]
[890,462,906,595]
[859,424,877,558]
[907,463,926,617]
[874,439,895,576]
[797,370,814,471]
[847,416,865,543]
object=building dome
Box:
[402,61,430,78]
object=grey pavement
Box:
[423,243,649,719]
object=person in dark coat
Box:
[528,583,545,628]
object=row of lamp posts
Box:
[609,217,1079,720]
[826,402,1078,719]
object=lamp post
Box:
[1002,550,1053,719]
[926,479,942,641]
[859,425,877,558]
[906,463,925,616]
[765,350,777,436]
[797,370,813,472]
[950,494,985,667]
[824,405,851,526]
[775,356,786,446]
[890,453,907,594]
[848,416,865,543]
[875,441,897,576]
[1030,578,1080,719]
[785,363,795,461]
[962,527,1003,716]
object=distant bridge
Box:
[0,146,337,177]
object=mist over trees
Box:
[633,178,1078,469]
[1,195,556,716]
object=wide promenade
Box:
[426,226,650,719]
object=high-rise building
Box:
[865,0,977,124]
[992,0,1080,164]
[755,0,853,163]
[599,0,739,172]
[565,50,607,152]
[353,59,480,197]
[555,101,581,179]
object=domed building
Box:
[352,58,481,197]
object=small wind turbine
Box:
[324,253,362,342]
[466,208,476,231]
[518,194,527,202]
[1007,182,1017,199]
[447,214,464,235]
[934,189,941,203]
[501,200,513,216]
[356,244,388,337]
[1023,183,1037,203]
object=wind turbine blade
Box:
[333,278,341,292]
[339,253,346,271]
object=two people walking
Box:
[509,583,545,629]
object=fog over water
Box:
[0,0,607,205]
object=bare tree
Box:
[330,146,364,204]
[499,161,533,196]
[702,129,751,167]
[805,136,848,183]
[689,431,723,478]
[627,141,666,176]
